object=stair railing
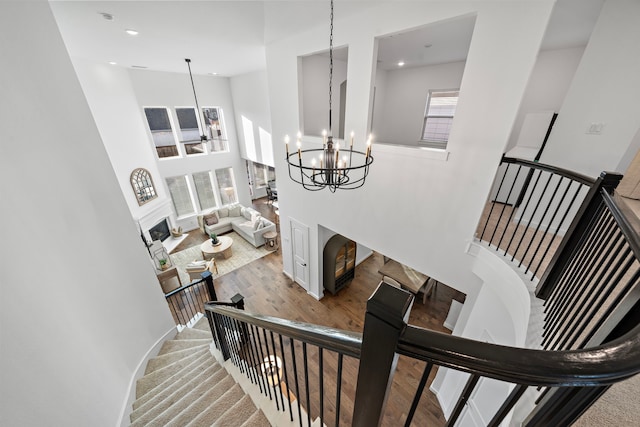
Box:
[477,156,596,279]
[164,271,217,327]
[205,303,362,427]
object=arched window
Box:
[130,168,158,206]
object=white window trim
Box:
[420,89,460,149]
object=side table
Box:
[264,231,279,251]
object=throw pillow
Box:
[203,212,218,226]
[218,207,229,218]
[253,218,262,231]
[251,212,260,225]
[241,207,252,220]
[228,204,242,217]
[257,219,265,230]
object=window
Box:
[130,168,157,206]
[166,175,195,217]
[176,107,205,155]
[252,162,276,188]
[202,107,228,152]
[192,171,217,211]
[421,90,459,147]
[144,107,178,158]
[215,168,237,205]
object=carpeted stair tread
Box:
[162,375,238,427]
[212,394,259,427]
[158,338,213,356]
[175,327,213,341]
[193,316,212,332]
[131,366,232,427]
[133,356,217,410]
[136,351,213,399]
[241,408,271,427]
[145,345,210,375]
[131,362,223,422]
[184,384,246,427]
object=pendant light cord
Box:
[328,0,334,137]
[185,58,206,140]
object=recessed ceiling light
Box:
[125,29,139,36]
[99,12,114,21]
[424,44,433,48]
[398,61,405,67]
[131,65,148,69]
[209,72,218,76]
[108,61,117,65]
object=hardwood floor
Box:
[178,198,465,426]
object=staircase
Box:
[128,317,270,426]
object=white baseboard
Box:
[117,326,177,427]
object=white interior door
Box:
[290,219,310,291]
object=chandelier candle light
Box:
[285,0,373,192]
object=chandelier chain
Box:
[329,0,333,136]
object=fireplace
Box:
[149,218,171,242]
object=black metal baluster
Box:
[532,181,583,279]
[269,331,285,412]
[445,374,480,427]
[278,334,294,422]
[480,162,511,243]
[233,318,249,375]
[505,169,543,258]
[555,232,626,350]
[221,315,241,369]
[319,347,324,426]
[404,362,434,427]
[335,353,344,427]
[303,342,311,427]
[248,324,266,393]
[289,338,304,426]
[255,326,274,402]
[515,171,554,267]
[495,166,525,253]
[487,384,528,427]
[489,165,522,247]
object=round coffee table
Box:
[200,236,233,260]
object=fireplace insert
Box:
[149,218,171,242]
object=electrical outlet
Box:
[586,122,604,135]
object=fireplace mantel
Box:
[135,200,187,253]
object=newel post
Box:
[535,171,622,299]
[352,282,414,427]
[202,270,218,301]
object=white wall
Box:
[128,69,252,231]
[0,2,176,425]
[541,0,640,177]
[506,46,585,151]
[266,1,556,300]
[230,69,274,167]
[373,61,467,146]
[300,53,349,138]
[70,58,170,225]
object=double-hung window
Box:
[421,90,459,148]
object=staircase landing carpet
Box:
[129,318,270,426]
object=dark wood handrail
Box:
[397,323,640,387]
[502,156,596,186]
[205,304,363,358]
[164,278,205,298]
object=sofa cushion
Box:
[256,218,266,230]
[228,204,242,217]
[203,212,219,226]
[218,206,229,218]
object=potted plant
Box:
[159,258,168,270]
[210,233,219,245]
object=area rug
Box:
[170,231,271,284]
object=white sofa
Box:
[197,204,276,248]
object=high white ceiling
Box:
[50,0,604,77]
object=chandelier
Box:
[285,0,373,192]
